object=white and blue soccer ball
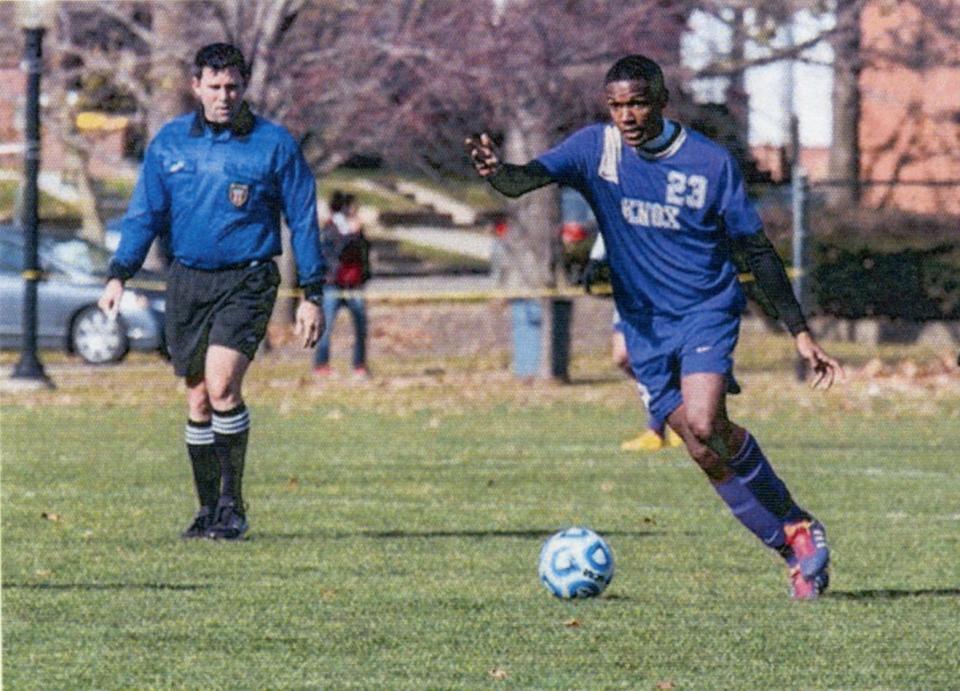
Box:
[538,527,615,599]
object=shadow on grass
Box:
[3,582,210,591]
[258,528,673,541]
[829,587,960,600]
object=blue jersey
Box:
[112,110,325,286]
[537,123,762,319]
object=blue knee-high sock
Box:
[713,476,787,549]
[728,432,804,524]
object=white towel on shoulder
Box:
[598,125,621,184]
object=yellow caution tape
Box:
[120,267,804,304]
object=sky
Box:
[683,8,835,148]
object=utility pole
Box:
[11,5,54,389]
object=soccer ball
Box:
[538,527,615,599]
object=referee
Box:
[98,43,326,540]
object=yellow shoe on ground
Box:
[620,430,665,452]
[664,427,684,448]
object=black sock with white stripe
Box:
[212,403,250,514]
[186,419,218,509]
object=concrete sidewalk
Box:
[384,225,493,261]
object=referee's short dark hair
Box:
[605,54,668,100]
[193,43,250,82]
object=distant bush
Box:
[760,205,960,321]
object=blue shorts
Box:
[620,310,740,425]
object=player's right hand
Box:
[98,278,124,320]
[464,132,500,177]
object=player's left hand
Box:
[795,331,845,390]
[294,300,324,348]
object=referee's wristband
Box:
[301,282,324,306]
[106,260,133,284]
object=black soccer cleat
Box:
[206,498,249,541]
[180,506,215,539]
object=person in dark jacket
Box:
[313,191,371,379]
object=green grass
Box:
[316,170,422,213]
[3,353,960,688]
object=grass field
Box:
[3,347,960,689]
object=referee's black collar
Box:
[189,101,255,138]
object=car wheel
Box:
[71,306,129,364]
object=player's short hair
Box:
[604,55,668,99]
[193,43,250,82]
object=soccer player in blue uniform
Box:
[466,54,845,599]
[587,234,684,452]
[98,44,326,540]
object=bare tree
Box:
[827,0,863,206]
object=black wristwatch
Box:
[302,282,324,306]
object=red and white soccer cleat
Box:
[784,518,831,600]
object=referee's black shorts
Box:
[165,260,280,378]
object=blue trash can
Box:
[511,298,542,377]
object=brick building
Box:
[858,0,960,215]
[751,1,960,215]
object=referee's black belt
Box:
[192,259,272,272]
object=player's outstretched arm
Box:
[795,331,845,390]
[464,132,555,198]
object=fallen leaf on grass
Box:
[563,618,581,628]
[41,512,62,522]
[489,668,509,681]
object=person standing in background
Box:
[313,191,371,379]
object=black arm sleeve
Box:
[486,161,555,198]
[731,231,809,336]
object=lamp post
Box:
[11,0,54,388]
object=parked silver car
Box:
[0,224,165,364]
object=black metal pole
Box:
[12,25,52,387]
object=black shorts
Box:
[165,261,280,378]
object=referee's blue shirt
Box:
[112,108,325,286]
[537,123,762,320]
